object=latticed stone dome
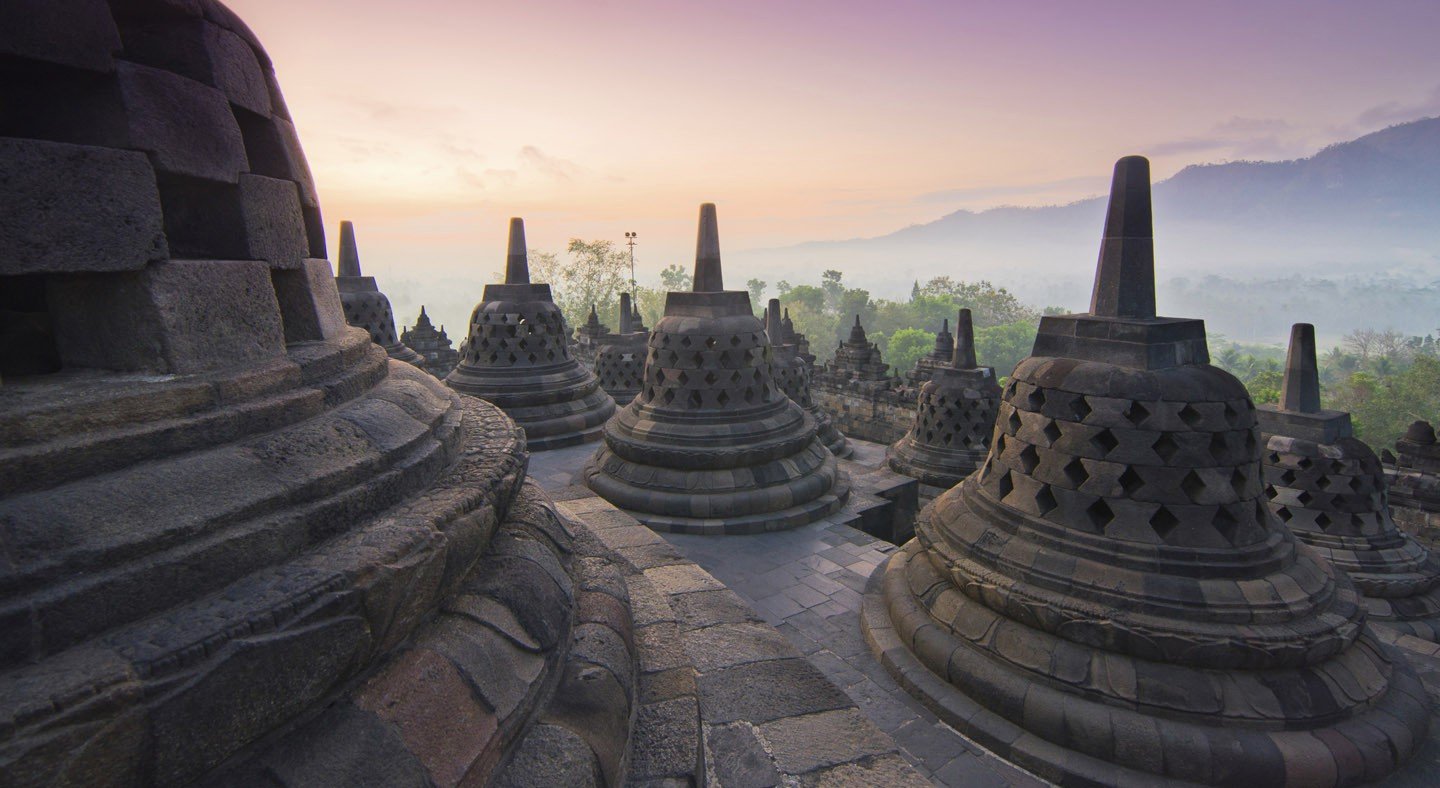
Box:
[766,297,850,458]
[444,217,616,450]
[1259,324,1440,640]
[334,220,424,365]
[864,156,1430,786]
[582,204,849,533]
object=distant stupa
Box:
[445,218,616,449]
[582,204,849,533]
[334,221,424,366]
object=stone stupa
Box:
[334,220,424,366]
[908,316,954,384]
[445,218,616,450]
[1391,420,1440,548]
[0,4,645,783]
[572,303,610,364]
[582,204,849,533]
[1259,323,1440,640]
[863,156,1428,786]
[593,292,649,406]
[888,308,1001,489]
[399,305,460,378]
[766,298,852,459]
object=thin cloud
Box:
[518,146,583,181]
[1353,84,1440,129]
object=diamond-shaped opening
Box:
[743,388,754,403]
[677,371,689,385]
[1214,506,1239,543]
[688,390,704,407]
[1118,466,1144,496]
[1209,432,1230,461]
[662,389,675,405]
[1230,468,1248,497]
[1296,490,1313,505]
[1349,476,1364,492]
[1298,457,1313,470]
[1086,499,1114,530]
[717,390,730,406]
[1018,444,1040,474]
[1280,469,1296,485]
[680,336,692,347]
[997,470,1014,499]
[1178,404,1203,428]
[730,335,742,346]
[1152,433,1179,462]
[1276,505,1293,522]
[1071,397,1092,422]
[1092,428,1120,455]
[1244,432,1257,452]
[1007,410,1023,434]
[1034,485,1057,515]
[1267,451,1281,464]
[1149,506,1180,538]
[1223,402,1240,426]
[1041,420,1062,445]
[1180,470,1205,502]
[1063,457,1089,487]
[705,337,717,348]
[994,434,1007,454]
[1317,475,1334,490]
[1026,387,1046,412]
[1124,401,1150,426]
[704,371,718,385]
[1315,512,1333,530]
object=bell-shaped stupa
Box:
[863,156,1428,786]
[908,316,955,384]
[573,302,611,364]
[593,292,649,405]
[445,218,616,449]
[1391,420,1440,547]
[582,205,849,533]
[766,298,851,458]
[888,309,1001,488]
[334,221,424,366]
[1259,323,1440,640]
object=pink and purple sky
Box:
[230,0,1440,283]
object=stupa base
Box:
[862,542,1431,787]
[886,441,984,490]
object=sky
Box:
[229,0,1440,294]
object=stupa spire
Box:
[952,309,977,369]
[1088,155,1156,319]
[337,220,361,277]
[505,217,530,285]
[1279,323,1322,413]
[619,293,634,334]
[692,203,724,292]
[767,298,783,342]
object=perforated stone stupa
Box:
[888,308,1001,489]
[0,4,646,783]
[1391,420,1440,548]
[445,218,616,450]
[863,156,1429,786]
[572,303,610,364]
[399,305,459,378]
[582,204,849,533]
[1259,323,1440,640]
[334,220,424,366]
[766,298,852,458]
[593,292,648,406]
[908,316,954,385]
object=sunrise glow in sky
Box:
[229,0,1440,282]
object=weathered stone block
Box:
[116,60,248,181]
[238,173,308,265]
[118,18,272,114]
[0,138,167,275]
[270,259,348,343]
[0,0,121,72]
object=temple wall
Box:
[812,379,914,445]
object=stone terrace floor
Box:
[530,436,1440,787]
[530,438,1045,786]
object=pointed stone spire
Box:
[1088,156,1156,319]
[337,220,361,277]
[586,303,602,329]
[1279,323,1322,413]
[767,298,783,342]
[505,217,530,284]
[416,305,434,329]
[619,293,634,334]
[847,314,867,345]
[692,203,724,292]
[952,309,977,370]
[781,308,796,343]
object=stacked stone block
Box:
[445,218,616,450]
[1259,324,1440,640]
[582,204,849,533]
[334,220,424,366]
[888,308,1001,489]
[863,156,1429,786]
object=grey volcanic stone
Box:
[116,61,248,181]
[0,138,167,275]
[0,0,121,72]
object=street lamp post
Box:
[624,231,637,295]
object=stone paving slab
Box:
[553,489,929,786]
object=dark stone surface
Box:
[333,220,425,366]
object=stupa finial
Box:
[767,298,783,342]
[953,309,977,369]
[693,203,724,292]
[619,293,634,334]
[505,217,530,285]
[1088,156,1156,319]
[338,220,361,277]
[1279,323,1322,413]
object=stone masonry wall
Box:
[813,381,915,445]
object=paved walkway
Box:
[528,438,1046,787]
